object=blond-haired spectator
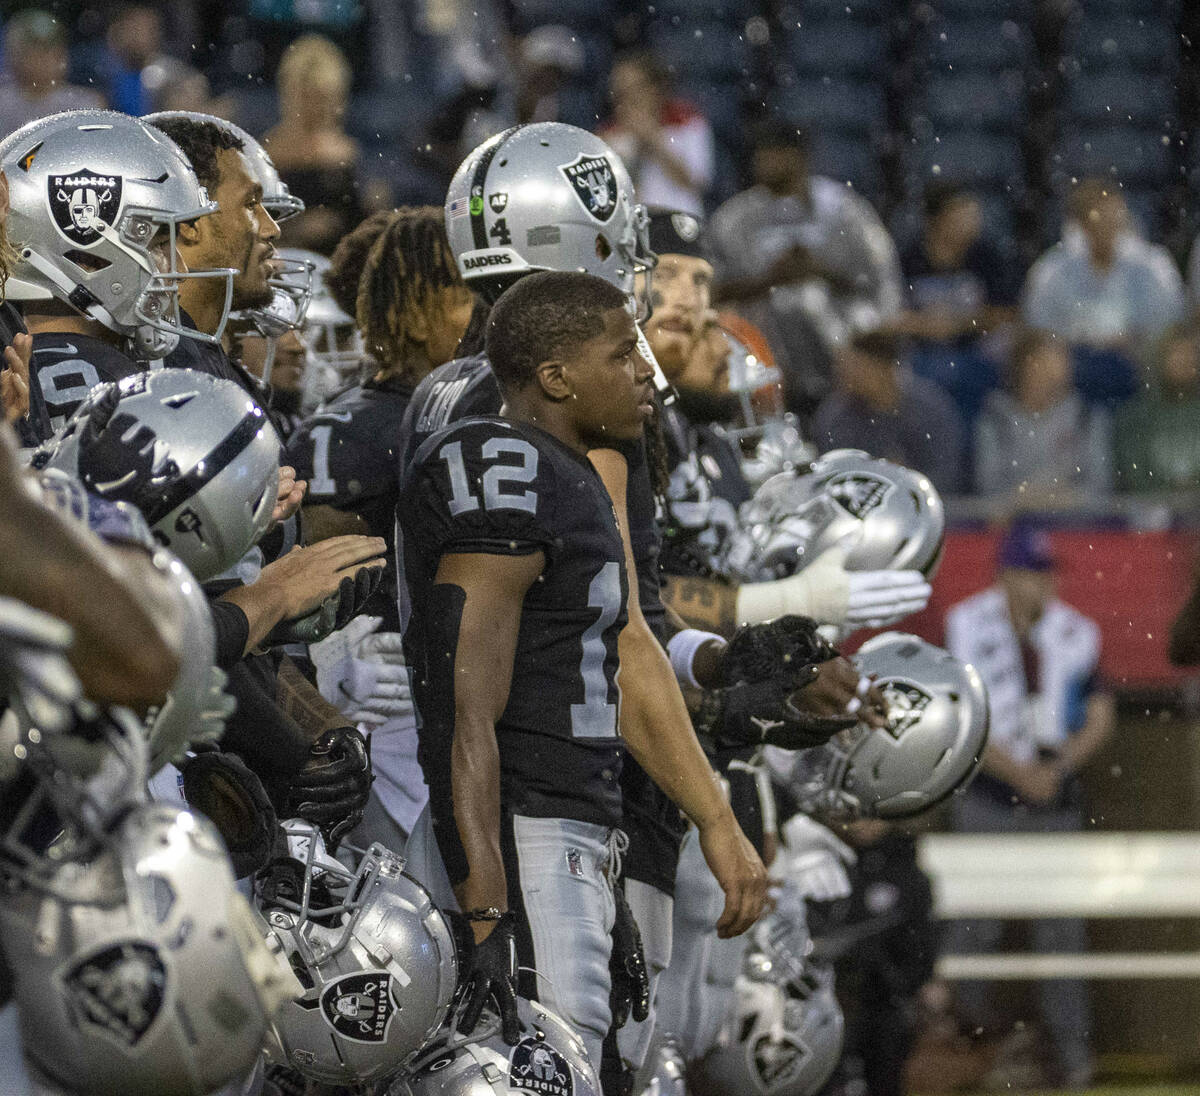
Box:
[263,34,369,254]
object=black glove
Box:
[451,911,521,1045]
[179,746,279,878]
[74,386,179,520]
[283,727,372,849]
[262,565,384,647]
[721,615,837,687]
[714,677,859,751]
[608,881,650,1029]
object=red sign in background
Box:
[847,530,1200,688]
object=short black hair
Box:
[486,271,629,392]
[146,117,244,192]
[923,179,973,221]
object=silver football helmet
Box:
[143,550,233,773]
[637,1035,687,1096]
[725,449,945,582]
[788,633,989,820]
[444,122,653,301]
[143,111,313,338]
[258,822,458,1087]
[296,248,366,409]
[0,110,234,359]
[36,369,281,582]
[0,802,299,1096]
[692,949,843,1096]
[393,996,601,1096]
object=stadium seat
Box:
[506,0,616,34]
[1065,71,1176,127]
[1054,126,1174,186]
[787,0,887,22]
[647,21,752,82]
[680,82,744,148]
[784,22,888,78]
[907,131,1024,191]
[651,0,763,24]
[1074,0,1179,16]
[921,17,1033,73]
[807,133,882,197]
[774,77,886,137]
[920,0,1032,17]
[920,70,1027,132]
[1066,16,1180,73]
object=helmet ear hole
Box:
[595,234,612,261]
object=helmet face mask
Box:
[257,822,458,1087]
[0,110,236,359]
[787,633,990,820]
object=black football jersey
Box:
[287,374,413,544]
[396,353,501,474]
[163,311,255,389]
[24,332,142,444]
[398,416,628,831]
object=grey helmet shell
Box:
[259,823,458,1087]
[0,803,298,1096]
[36,370,281,582]
[790,633,990,819]
[0,110,234,358]
[444,123,652,300]
[727,449,945,582]
[392,996,601,1096]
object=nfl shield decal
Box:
[880,679,934,739]
[559,154,618,223]
[319,971,398,1043]
[826,471,892,520]
[509,1035,574,1096]
[61,941,167,1048]
[753,1032,811,1088]
[48,169,122,247]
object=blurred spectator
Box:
[710,122,902,414]
[601,51,714,215]
[94,4,167,116]
[811,329,963,495]
[890,181,1020,423]
[1022,180,1185,367]
[516,26,584,125]
[0,10,103,138]
[944,522,1115,1090]
[141,56,234,118]
[812,819,938,1096]
[264,34,368,254]
[1114,324,1200,492]
[974,329,1111,502]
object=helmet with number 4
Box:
[727,450,944,582]
[35,369,281,581]
[444,123,653,302]
[257,822,458,1087]
[391,996,600,1096]
[788,633,989,819]
[0,110,234,358]
[0,802,299,1096]
[692,950,843,1096]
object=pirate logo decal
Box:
[826,471,892,520]
[509,1036,574,1096]
[753,1033,811,1088]
[319,971,398,1044]
[880,679,933,740]
[559,154,618,223]
[61,941,167,1048]
[48,169,122,247]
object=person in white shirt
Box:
[943,521,1115,1090]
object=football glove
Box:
[310,614,414,727]
[282,727,372,849]
[180,745,278,878]
[452,911,521,1046]
[609,880,650,1029]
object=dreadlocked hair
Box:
[355,206,463,382]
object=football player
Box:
[397,271,765,1073]
[289,206,474,849]
[0,110,236,443]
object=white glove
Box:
[735,544,931,628]
[310,615,415,727]
[780,812,856,902]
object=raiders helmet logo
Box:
[319,971,398,1044]
[880,679,934,739]
[48,169,123,247]
[826,471,892,520]
[61,942,167,1048]
[753,1032,811,1088]
[560,154,618,223]
[509,1036,574,1096]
